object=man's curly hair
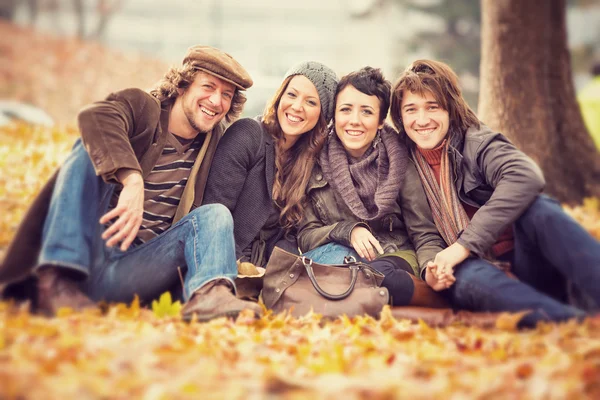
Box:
[149,64,246,124]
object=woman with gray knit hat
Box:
[203,61,338,271]
[297,66,447,308]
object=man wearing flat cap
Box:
[0,46,261,321]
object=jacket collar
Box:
[258,118,275,196]
[306,162,328,192]
[265,137,275,196]
[138,98,171,177]
[159,99,172,140]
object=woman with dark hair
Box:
[203,62,338,269]
[389,59,600,327]
[297,67,448,308]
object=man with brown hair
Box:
[389,59,599,328]
[1,45,262,321]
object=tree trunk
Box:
[0,0,17,21]
[478,0,600,205]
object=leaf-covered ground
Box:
[1,302,599,400]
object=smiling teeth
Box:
[200,106,217,116]
[346,130,363,136]
[417,128,435,135]
[287,114,302,122]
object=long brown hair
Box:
[263,76,329,231]
[390,59,479,143]
[149,64,246,124]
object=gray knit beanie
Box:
[283,61,338,123]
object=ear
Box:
[177,87,184,96]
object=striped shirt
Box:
[109,132,204,247]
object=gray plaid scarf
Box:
[319,124,408,221]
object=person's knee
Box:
[453,259,503,285]
[449,259,506,307]
[370,257,396,276]
[192,204,233,231]
[518,195,561,224]
[65,139,94,169]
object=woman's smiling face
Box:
[276,75,321,140]
[334,85,383,158]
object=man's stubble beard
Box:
[183,103,213,136]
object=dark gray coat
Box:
[202,118,297,265]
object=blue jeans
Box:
[302,242,361,264]
[448,195,599,327]
[37,139,237,303]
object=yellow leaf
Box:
[583,197,599,211]
[130,294,141,318]
[180,383,199,394]
[490,347,507,361]
[151,292,182,318]
[56,307,75,318]
[495,310,531,331]
[379,305,396,329]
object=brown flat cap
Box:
[183,45,253,90]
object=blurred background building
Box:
[2,0,600,118]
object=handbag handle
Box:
[301,256,360,300]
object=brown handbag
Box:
[262,247,390,318]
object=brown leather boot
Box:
[37,266,95,316]
[181,279,263,322]
[388,306,502,328]
[408,275,450,308]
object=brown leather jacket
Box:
[297,161,446,275]
[0,88,224,288]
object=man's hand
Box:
[100,170,144,251]
[350,226,384,261]
[424,262,449,291]
[429,242,470,289]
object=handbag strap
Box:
[301,256,360,300]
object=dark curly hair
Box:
[335,66,391,124]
